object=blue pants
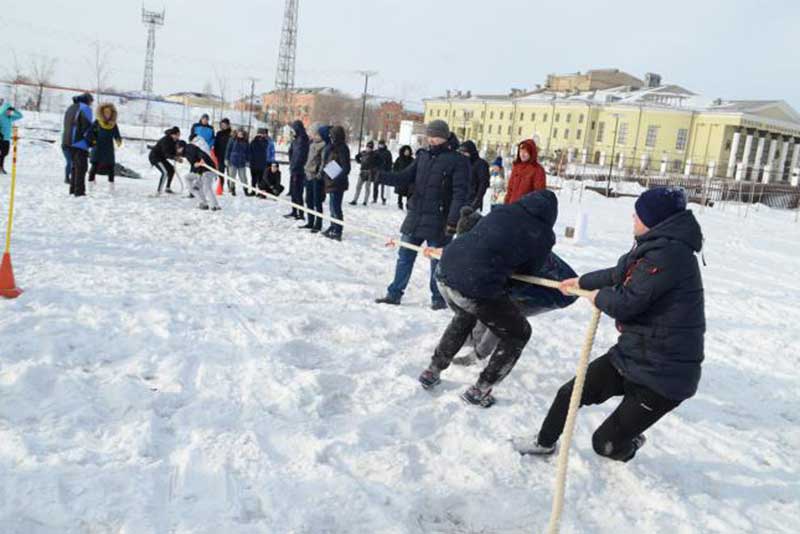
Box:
[387,234,450,305]
[62,146,72,182]
[327,190,344,235]
[305,179,325,228]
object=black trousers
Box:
[154,160,175,192]
[89,163,115,183]
[372,181,386,203]
[70,148,88,196]
[538,352,681,461]
[0,139,9,170]
[432,282,532,387]
[249,166,265,196]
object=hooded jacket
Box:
[189,120,215,148]
[62,94,94,151]
[0,102,23,141]
[580,209,705,401]
[149,130,178,165]
[505,139,546,204]
[375,144,393,172]
[460,140,491,211]
[438,190,558,300]
[288,120,310,175]
[225,134,251,168]
[90,103,121,167]
[305,124,328,179]
[378,140,470,242]
[249,133,275,169]
[183,143,216,173]
[214,127,232,166]
[393,145,414,196]
[323,126,351,193]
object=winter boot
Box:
[211,206,222,211]
[461,382,495,408]
[348,200,357,206]
[283,212,296,219]
[165,188,174,194]
[513,435,556,456]
[198,203,210,210]
[431,300,448,311]
[418,366,441,390]
[324,232,342,242]
[375,296,401,306]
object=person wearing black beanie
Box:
[149,126,182,194]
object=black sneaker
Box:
[283,213,296,219]
[431,301,448,311]
[418,367,441,389]
[461,384,495,407]
[324,233,342,242]
[298,223,314,230]
[165,188,175,194]
[348,201,357,206]
[310,227,321,234]
[375,296,401,305]
[211,206,221,211]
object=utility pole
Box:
[356,70,378,153]
[246,77,258,138]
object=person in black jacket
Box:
[351,141,380,206]
[374,120,469,310]
[373,139,393,204]
[458,140,490,211]
[214,118,232,192]
[177,140,220,210]
[88,103,122,192]
[393,145,414,210]
[322,125,351,240]
[516,187,705,462]
[285,120,309,220]
[418,191,558,406]
[62,92,94,196]
[149,127,181,194]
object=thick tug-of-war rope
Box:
[199,162,599,533]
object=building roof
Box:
[167,91,222,101]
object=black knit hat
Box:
[426,119,450,139]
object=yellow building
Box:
[164,91,225,109]
[424,83,800,185]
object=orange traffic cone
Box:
[0,252,22,299]
[216,178,223,196]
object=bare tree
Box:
[89,41,112,104]
[29,54,56,112]
[214,67,228,123]
[3,49,29,106]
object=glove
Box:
[446,224,457,236]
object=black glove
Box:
[446,224,457,236]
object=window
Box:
[490,111,494,120]
[518,127,522,136]
[566,113,572,123]
[543,113,548,123]
[564,129,570,139]
[675,128,688,151]
[576,129,583,140]
[617,122,629,145]
[671,159,682,172]
[591,120,596,130]
[481,111,485,119]
[552,128,559,138]
[520,113,525,121]
[488,125,493,134]
[531,113,536,122]
[500,111,504,120]
[579,114,585,124]
[597,121,606,143]
[507,125,512,134]
[555,113,560,122]
[645,125,660,148]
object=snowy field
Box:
[1,137,799,534]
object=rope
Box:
[198,163,601,534]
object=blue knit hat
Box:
[635,187,687,228]
[492,156,503,168]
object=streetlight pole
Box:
[356,70,378,153]
[246,77,259,138]
[607,114,620,197]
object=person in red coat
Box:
[505,139,546,204]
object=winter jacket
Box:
[62,94,94,151]
[183,143,216,173]
[505,139,546,204]
[0,102,23,141]
[460,140,491,211]
[149,132,177,165]
[90,103,121,167]
[214,128,232,164]
[393,146,415,196]
[189,122,215,148]
[378,141,470,241]
[305,138,327,179]
[288,120,309,175]
[580,210,705,401]
[225,138,250,168]
[355,149,382,180]
[437,190,557,300]
[323,126,351,193]
[375,146,393,172]
[249,135,275,169]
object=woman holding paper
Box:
[322,126,351,241]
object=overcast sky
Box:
[1,0,798,111]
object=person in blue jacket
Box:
[249,128,275,197]
[224,128,250,196]
[0,101,23,174]
[285,120,309,220]
[516,187,705,462]
[189,113,215,151]
[418,190,558,407]
[61,92,95,196]
[374,120,469,310]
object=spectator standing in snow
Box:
[374,120,469,310]
[285,120,309,220]
[62,92,94,197]
[322,125,351,241]
[393,145,414,210]
[149,127,181,195]
[225,128,250,196]
[189,113,215,151]
[373,139,393,204]
[351,141,379,206]
[249,128,275,197]
[458,140,491,212]
[0,101,23,174]
[417,190,558,406]
[515,188,705,462]
[301,123,330,232]
[88,103,122,192]
[177,140,220,211]
[489,156,506,207]
[214,118,233,192]
[505,139,546,204]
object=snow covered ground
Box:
[1,136,799,534]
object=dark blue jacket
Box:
[581,210,705,401]
[437,190,558,299]
[379,143,470,241]
[225,138,250,168]
[62,95,94,151]
[511,252,578,315]
[288,120,309,176]
[323,125,350,193]
[249,136,275,168]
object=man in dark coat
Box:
[62,92,94,196]
[459,140,490,211]
[517,187,705,462]
[373,139,393,204]
[322,125,351,240]
[351,141,380,206]
[374,120,469,310]
[418,190,558,406]
[213,118,232,191]
[285,120,309,220]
